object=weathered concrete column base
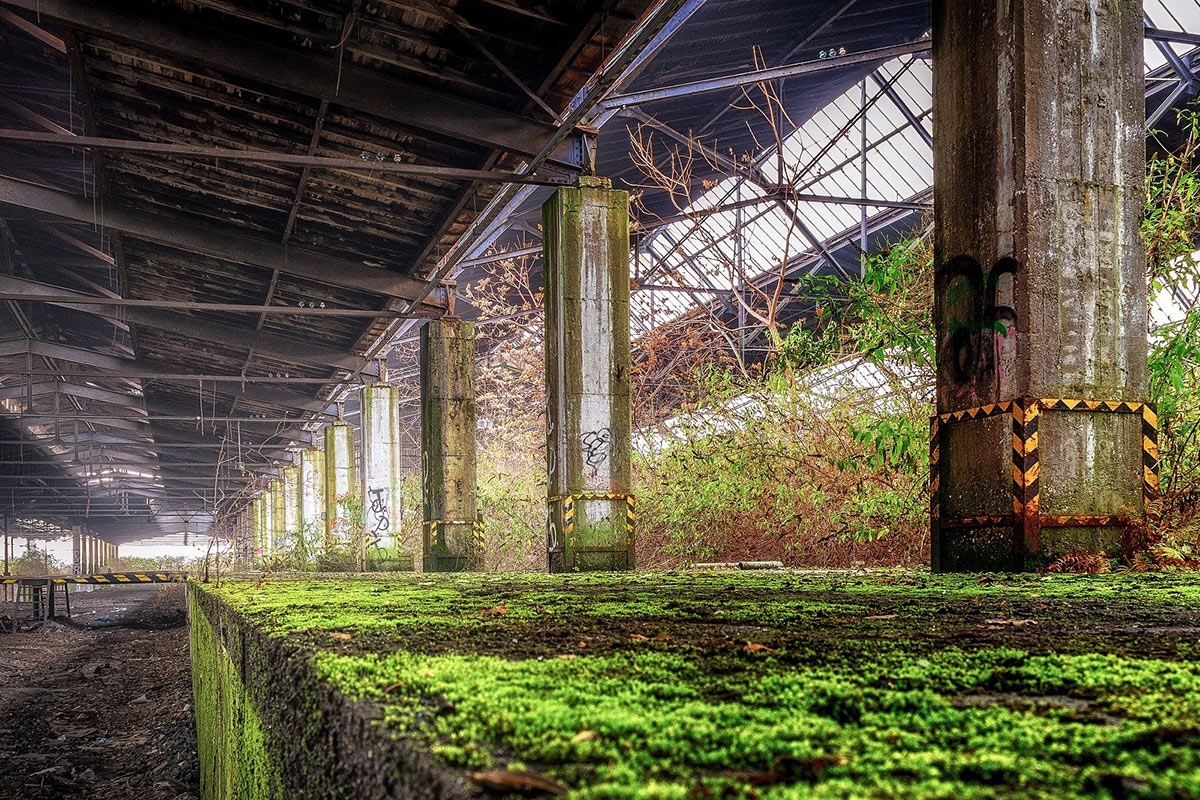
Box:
[931,398,1158,572]
[419,318,480,572]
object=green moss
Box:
[191,593,283,800]
[198,571,1200,798]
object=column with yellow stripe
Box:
[543,176,635,572]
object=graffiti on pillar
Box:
[937,255,1019,395]
[546,506,560,550]
[547,419,558,479]
[367,487,390,539]
[580,428,612,480]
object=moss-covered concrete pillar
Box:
[931,0,1151,571]
[542,176,634,572]
[419,318,480,572]
[267,478,282,559]
[361,378,403,569]
[252,494,264,565]
[324,419,357,557]
[300,447,325,556]
[280,464,302,557]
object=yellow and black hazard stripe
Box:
[936,400,1015,425]
[548,492,636,545]
[625,496,636,544]
[59,572,186,584]
[424,518,485,548]
[1142,404,1160,523]
[938,515,1015,530]
[933,396,1161,553]
[1011,398,1041,554]
[1039,399,1144,414]
[929,416,941,523]
[0,572,186,585]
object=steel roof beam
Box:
[0,274,362,369]
[0,176,439,303]
[0,357,334,411]
[0,0,574,165]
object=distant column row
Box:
[233,178,633,573]
[70,529,117,575]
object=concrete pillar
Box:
[267,478,282,559]
[72,527,82,576]
[419,319,480,572]
[931,0,1150,571]
[300,447,325,557]
[280,465,301,556]
[362,376,403,569]
[542,176,634,572]
[324,419,357,556]
[254,493,268,564]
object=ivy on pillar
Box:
[542,176,634,572]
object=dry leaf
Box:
[571,730,600,743]
[652,634,672,642]
[577,640,588,648]
[628,633,649,641]
[865,614,899,620]
[981,618,1036,627]
[557,654,578,660]
[481,603,508,615]
[383,681,405,694]
[743,642,778,654]
[467,768,567,797]
[330,632,352,641]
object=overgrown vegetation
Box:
[1145,109,1200,556]
[199,571,1200,798]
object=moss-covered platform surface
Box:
[201,570,1200,799]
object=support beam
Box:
[601,39,930,108]
[543,177,634,572]
[0,274,364,370]
[420,321,479,572]
[931,0,1150,571]
[0,177,439,303]
[0,0,571,163]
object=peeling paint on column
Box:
[419,319,480,572]
[543,177,634,572]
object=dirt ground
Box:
[0,583,198,800]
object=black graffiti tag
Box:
[937,255,1018,386]
[580,428,612,471]
[367,487,390,538]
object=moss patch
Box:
[199,571,1200,798]
[191,593,283,799]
